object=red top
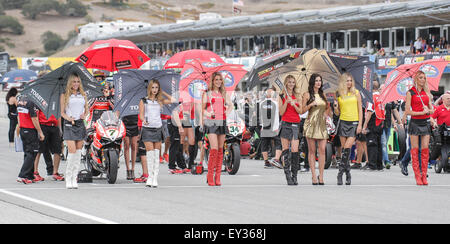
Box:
[38,112,58,126]
[371,92,385,126]
[179,102,195,120]
[410,86,430,120]
[432,104,450,126]
[17,100,38,129]
[206,91,226,121]
[281,94,301,123]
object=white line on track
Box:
[0,189,118,224]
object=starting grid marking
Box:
[0,189,118,224]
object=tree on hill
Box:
[41,31,65,54]
[22,0,87,19]
[0,0,29,10]
[21,0,60,19]
[0,15,24,34]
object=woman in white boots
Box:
[139,79,175,188]
[60,74,88,189]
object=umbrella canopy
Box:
[163,49,225,69]
[256,49,340,102]
[22,62,103,119]
[113,69,180,118]
[328,53,376,106]
[76,39,150,72]
[379,59,449,105]
[179,60,247,102]
[0,69,37,84]
[245,48,304,91]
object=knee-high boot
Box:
[72,150,81,189]
[338,148,350,185]
[146,150,155,187]
[411,148,423,185]
[421,148,429,186]
[281,150,294,185]
[215,149,223,186]
[344,148,352,185]
[65,153,75,189]
[152,149,160,187]
[291,152,300,185]
[207,149,217,186]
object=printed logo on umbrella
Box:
[385,70,399,87]
[188,80,207,100]
[220,71,234,88]
[419,64,439,78]
[396,77,413,96]
[202,62,223,68]
[181,68,194,80]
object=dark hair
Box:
[6,88,18,102]
[307,73,326,105]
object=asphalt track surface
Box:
[1,118,450,224]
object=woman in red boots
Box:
[201,72,231,186]
[405,70,434,185]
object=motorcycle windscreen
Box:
[99,111,120,127]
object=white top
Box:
[144,98,162,128]
[65,93,85,120]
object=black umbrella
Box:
[246,48,304,91]
[328,53,376,107]
[22,62,103,119]
[113,69,180,118]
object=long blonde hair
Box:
[282,74,299,98]
[337,72,357,98]
[63,73,87,110]
[208,72,226,98]
[147,79,164,106]
[413,70,432,100]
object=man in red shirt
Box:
[431,94,450,127]
[34,111,64,181]
[17,98,45,184]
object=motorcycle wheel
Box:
[106,150,119,184]
[226,143,241,175]
[325,142,333,169]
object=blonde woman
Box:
[60,74,89,189]
[201,72,232,186]
[333,73,362,185]
[139,79,174,188]
[405,70,434,186]
[278,75,302,185]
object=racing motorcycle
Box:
[82,111,126,184]
[223,110,245,175]
[434,124,450,173]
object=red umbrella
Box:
[76,39,150,72]
[179,60,247,102]
[379,59,448,105]
[163,49,225,69]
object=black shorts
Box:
[356,133,367,142]
[261,136,282,152]
[408,119,432,136]
[39,125,62,154]
[123,115,139,137]
[20,128,39,153]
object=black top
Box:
[7,102,17,119]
